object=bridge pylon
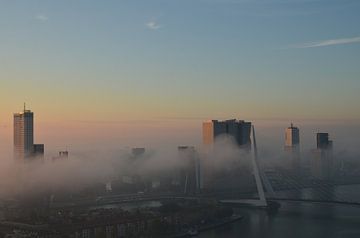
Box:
[220,125,275,207]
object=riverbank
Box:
[174,214,243,237]
[197,200,360,238]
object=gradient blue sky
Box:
[0,0,360,152]
[1,0,360,119]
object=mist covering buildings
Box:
[203,119,252,148]
[0,107,357,206]
[311,133,334,180]
[201,119,254,192]
[284,123,301,171]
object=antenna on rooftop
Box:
[23,102,26,112]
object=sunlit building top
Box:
[202,119,252,148]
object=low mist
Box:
[0,119,359,201]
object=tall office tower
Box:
[202,119,252,148]
[285,123,300,148]
[284,123,301,171]
[14,105,34,160]
[317,133,333,150]
[311,133,334,180]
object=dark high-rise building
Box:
[312,133,334,180]
[202,119,251,148]
[317,133,333,150]
[33,144,44,158]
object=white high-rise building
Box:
[14,105,34,160]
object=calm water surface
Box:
[199,184,360,238]
[93,185,360,238]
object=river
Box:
[197,201,360,238]
[91,184,360,237]
[198,184,360,238]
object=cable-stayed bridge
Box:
[220,125,360,207]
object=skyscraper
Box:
[311,133,334,180]
[202,119,252,148]
[14,105,44,160]
[14,105,34,160]
[317,133,333,150]
[284,123,301,172]
[285,123,300,148]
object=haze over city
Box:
[0,1,360,237]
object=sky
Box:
[0,0,360,154]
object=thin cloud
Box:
[289,36,360,49]
[35,14,48,21]
[146,20,162,30]
[200,0,353,4]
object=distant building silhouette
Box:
[59,151,69,157]
[132,148,145,157]
[52,151,69,161]
[202,119,251,148]
[317,133,333,150]
[284,123,301,171]
[311,133,334,180]
[32,144,44,158]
